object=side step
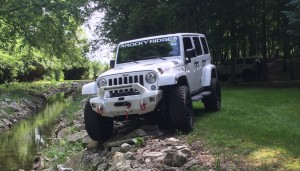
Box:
[191,91,211,101]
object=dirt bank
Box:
[0,82,84,132]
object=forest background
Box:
[0,0,299,83]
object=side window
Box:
[200,37,209,54]
[183,37,193,51]
[236,59,243,64]
[193,37,203,56]
[183,37,196,57]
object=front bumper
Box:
[89,83,162,117]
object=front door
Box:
[183,36,199,94]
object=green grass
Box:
[0,80,88,103]
[0,81,72,100]
[189,87,300,170]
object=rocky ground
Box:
[37,98,245,171]
[0,82,82,132]
[0,81,250,171]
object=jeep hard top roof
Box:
[118,33,206,45]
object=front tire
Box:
[203,78,221,111]
[168,86,194,133]
[84,100,113,141]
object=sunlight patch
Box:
[247,148,283,166]
[284,159,300,170]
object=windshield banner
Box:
[120,37,178,48]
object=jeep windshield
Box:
[116,36,180,64]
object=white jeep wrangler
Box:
[82,33,221,141]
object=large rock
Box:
[182,159,202,171]
[57,127,71,139]
[63,151,84,170]
[163,150,188,167]
[9,102,23,112]
[22,99,37,111]
[66,130,88,142]
[119,129,148,140]
[0,109,7,116]
[0,120,5,128]
[57,165,73,171]
[4,98,12,102]
[104,139,135,149]
[2,118,12,126]
[110,152,132,171]
[143,151,164,158]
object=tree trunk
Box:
[282,16,290,72]
[289,58,295,80]
[284,31,295,80]
[261,0,268,81]
[230,19,237,85]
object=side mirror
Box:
[109,60,115,68]
[185,48,196,63]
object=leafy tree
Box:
[0,0,102,83]
[93,0,299,82]
[0,0,91,56]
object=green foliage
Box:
[45,140,84,165]
[42,93,87,166]
[0,51,22,83]
[60,92,87,120]
[0,0,91,56]
[284,0,300,56]
[90,61,105,79]
[175,130,184,136]
[95,0,299,63]
[0,0,101,83]
[133,137,145,147]
[284,0,300,37]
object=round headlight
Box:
[145,72,157,84]
[97,78,107,88]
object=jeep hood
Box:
[99,59,183,77]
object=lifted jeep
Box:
[82,33,221,141]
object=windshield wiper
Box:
[122,60,138,63]
[143,56,166,60]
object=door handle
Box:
[194,61,199,65]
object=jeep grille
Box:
[108,75,144,97]
[108,75,144,86]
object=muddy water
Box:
[0,93,68,171]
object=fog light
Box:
[151,85,156,90]
[149,97,155,102]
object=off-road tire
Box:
[203,78,221,111]
[84,100,113,141]
[168,86,194,133]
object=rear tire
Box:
[84,100,113,141]
[203,78,221,111]
[168,86,194,133]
